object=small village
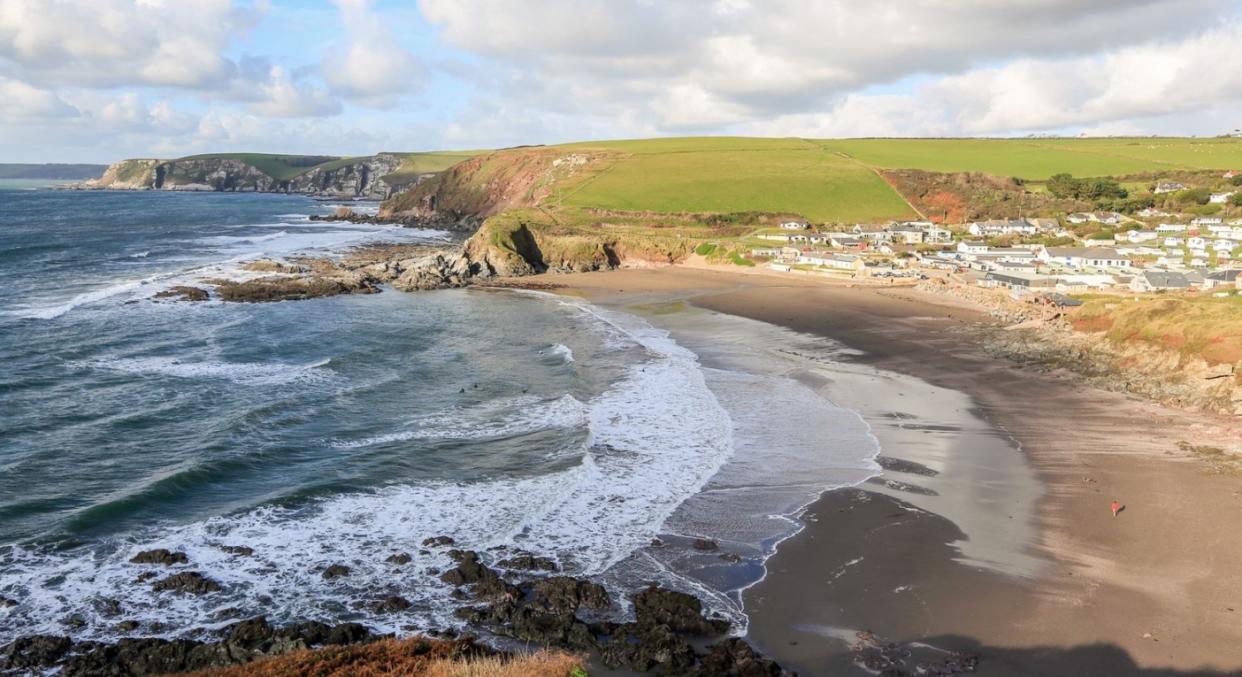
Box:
[741,169,1242,298]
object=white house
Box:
[797,251,864,270]
[1210,192,1236,204]
[1187,237,1207,251]
[757,233,793,242]
[830,234,866,249]
[1126,230,1159,243]
[1040,247,1132,269]
[1192,216,1223,226]
[967,219,1037,237]
[1162,236,1184,248]
[923,226,954,244]
[780,221,809,230]
[1212,239,1235,252]
[1137,207,1170,218]
[889,225,926,244]
[1207,224,1242,238]
[851,224,893,243]
[957,240,989,255]
[1204,269,1242,289]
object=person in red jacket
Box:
[1111,500,1122,517]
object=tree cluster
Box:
[1046,173,1128,202]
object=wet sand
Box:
[550,266,1242,676]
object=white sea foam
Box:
[333,394,589,449]
[9,278,151,319]
[130,250,151,258]
[196,230,290,246]
[547,343,574,363]
[0,301,737,644]
[77,356,334,386]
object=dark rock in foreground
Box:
[151,572,221,595]
[0,617,382,676]
[152,286,209,302]
[0,635,72,672]
[321,564,351,580]
[130,548,189,566]
[496,553,559,572]
[632,586,730,636]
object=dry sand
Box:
[548,266,1242,677]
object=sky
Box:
[3,0,1242,163]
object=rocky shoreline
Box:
[914,279,1242,417]
[1,539,788,676]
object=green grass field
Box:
[555,137,916,222]
[179,153,342,180]
[815,137,1242,179]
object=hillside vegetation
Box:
[180,153,341,180]
[1072,295,1242,368]
[186,638,582,677]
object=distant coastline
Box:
[0,163,107,180]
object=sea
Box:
[0,180,880,644]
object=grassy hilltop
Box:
[385,135,1242,227]
[555,137,914,222]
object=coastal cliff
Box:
[87,153,413,198]
[375,147,739,277]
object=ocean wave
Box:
[196,230,289,246]
[0,302,736,644]
[333,394,588,448]
[8,279,150,320]
[76,356,334,386]
[130,251,151,258]
[545,343,574,363]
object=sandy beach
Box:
[549,266,1242,676]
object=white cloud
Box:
[0,0,266,89]
[248,65,341,117]
[321,0,423,107]
[0,77,78,119]
[420,0,1242,134]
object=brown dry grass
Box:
[181,638,584,677]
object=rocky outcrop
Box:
[86,154,408,198]
[436,546,785,675]
[0,617,383,676]
[151,572,221,595]
[982,323,1242,415]
[915,279,1242,416]
[4,541,788,676]
[129,549,189,566]
[214,274,380,302]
